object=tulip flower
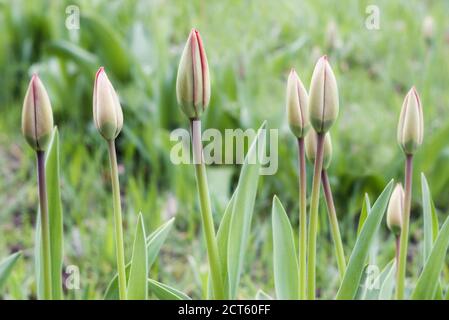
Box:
[308,55,339,134]
[286,68,308,299]
[397,87,423,155]
[176,29,210,119]
[93,67,127,299]
[93,67,123,140]
[306,55,340,299]
[21,74,54,299]
[22,74,54,151]
[176,29,224,299]
[387,183,404,235]
[396,87,424,300]
[287,69,309,139]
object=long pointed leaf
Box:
[227,122,266,299]
[0,252,21,292]
[411,214,449,300]
[336,180,394,299]
[148,279,191,300]
[127,213,148,299]
[104,218,174,299]
[272,196,299,299]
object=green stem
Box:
[297,138,307,300]
[321,170,346,280]
[190,119,224,300]
[307,133,325,300]
[396,154,413,300]
[107,140,127,300]
[37,151,52,300]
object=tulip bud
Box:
[93,67,123,140]
[176,29,210,119]
[387,183,404,235]
[286,69,309,138]
[305,130,332,169]
[397,87,424,155]
[21,74,54,151]
[308,56,339,133]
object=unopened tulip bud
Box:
[397,87,424,155]
[387,183,404,235]
[286,69,309,138]
[308,56,339,133]
[305,130,332,169]
[21,74,54,151]
[93,67,123,140]
[176,29,210,119]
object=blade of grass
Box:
[227,122,266,299]
[127,213,148,300]
[148,279,191,300]
[0,252,21,291]
[421,173,439,263]
[357,194,371,236]
[272,196,299,299]
[378,261,396,300]
[411,214,449,300]
[336,180,394,299]
[45,127,64,299]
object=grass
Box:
[1,0,449,299]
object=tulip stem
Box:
[321,169,346,280]
[190,119,224,300]
[307,133,325,300]
[396,154,413,300]
[297,138,307,300]
[37,151,52,300]
[107,140,127,300]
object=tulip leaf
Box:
[255,289,273,300]
[127,213,148,300]
[411,214,449,300]
[227,122,266,299]
[272,196,299,299]
[35,128,64,299]
[378,260,396,300]
[336,180,393,299]
[104,218,174,299]
[421,173,439,264]
[0,252,21,292]
[148,279,191,300]
[357,194,371,236]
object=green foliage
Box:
[127,213,148,299]
[0,252,21,292]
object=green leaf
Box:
[0,252,21,292]
[127,213,148,299]
[421,173,439,265]
[411,214,449,300]
[45,127,64,299]
[148,279,191,300]
[272,196,299,300]
[227,122,266,299]
[336,180,394,299]
[357,193,371,236]
[35,128,64,299]
[255,289,273,300]
[104,218,174,299]
[378,261,396,300]
[363,259,394,300]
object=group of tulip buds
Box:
[392,87,424,299]
[286,55,341,299]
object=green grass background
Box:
[1,0,449,299]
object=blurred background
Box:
[1,0,449,299]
